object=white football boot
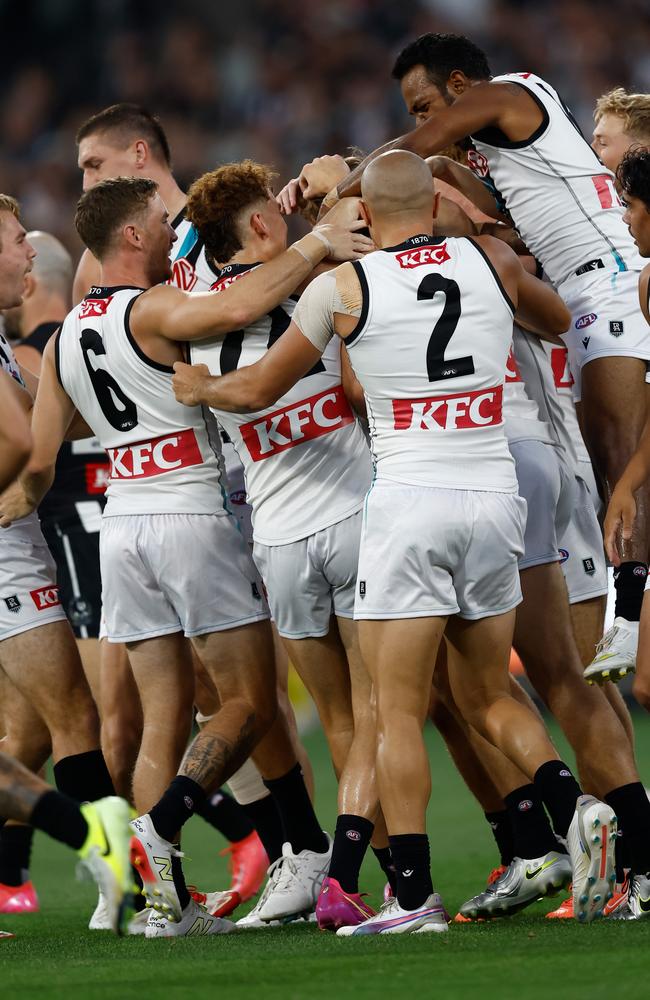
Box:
[257,836,332,923]
[584,618,638,684]
[145,898,235,938]
[88,892,111,930]
[567,795,617,922]
[130,814,184,922]
[127,907,151,936]
[337,893,448,936]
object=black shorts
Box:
[40,521,102,639]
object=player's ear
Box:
[123,223,141,249]
[359,200,372,228]
[22,272,36,300]
[448,70,466,96]
[250,211,269,239]
[133,140,148,168]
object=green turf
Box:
[2,716,650,999]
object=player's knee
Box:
[632,675,650,712]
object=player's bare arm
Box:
[427,155,506,221]
[134,223,372,347]
[639,263,650,325]
[336,82,537,200]
[474,235,570,338]
[0,370,32,492]
[0,337,76,526]
[73,247,101,305]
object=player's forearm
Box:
[191,368,271,414]
[21,464,55,508]
[184,235,329,341]
[0,435,31,493]
[616,445,650,497]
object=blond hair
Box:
[594,87,650,140]
[0,194,20,251]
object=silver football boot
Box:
[458,851,572,920]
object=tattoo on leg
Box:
[0,752,45,823]
[180,712,256,790]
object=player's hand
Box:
[604,486,637,566]
[277,178,301,215]
[299,155,350,200]
[172,362,212,407]
[0,479,34,528]
[313,222,374,261]
[318,196,364,228]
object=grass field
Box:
[2,715,650,1000]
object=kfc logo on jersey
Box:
[107,429,203,479]
[240,385,355,461]
[170,257,198,292]
[550,347,574,390]
[79,295,113,319]
[211,267,250,292]
[392,385,503,431]
[85,463,110,494]
[396,244,451,269]
[30,586,61,611]
[505,347,522,383]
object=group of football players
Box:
[2,32,650,940]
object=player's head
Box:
[76,104,172,191]
[186,160,286,267]
[392,33,491,125]
[592,88,650,174]
[75,177,176,284]
[2,232,72,338]
[0,195,36,310]
[359,151,437,244]
[618,149,650,256]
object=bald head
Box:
[361,151,434,217]
[27,231,72,300]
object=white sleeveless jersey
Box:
[190,263,372,545]
[55,286,225,516]
[503,331,553,446]
[471,73,642,286]
[0,332,45,544]
[345,235,517,492]
[168,209,218,293]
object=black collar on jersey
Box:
[215,262,259,280]
[171,205,186,230]
[23,321,60,354]
[86,285,144,298]
[472,81,550,150]
[381,234,446,253]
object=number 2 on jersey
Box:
[80,328,138,431]
[418,274,475,382]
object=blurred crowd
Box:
[2,0,650,255]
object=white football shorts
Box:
[558,475,608,603]
[354,482,525,621]
[0,525,67,641]
[100,512,268,642]
[510,439,573,570]
[559,268,650,402]
[221,435,253,548]
[253,510,361,639]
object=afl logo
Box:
[230,490,247,505]
[171,257,198,291]
[346,830,361,842]
[575,313,597,330]
[558,548,569,563]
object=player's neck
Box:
[99,256,152,291]
[20,293,67,338]
[373,219,434,249]
[230,238,273,266]
[154,172,187,221]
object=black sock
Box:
[389,833,433,911]
[504,785,561,859]
[372,846,397,894]
[149,776,206,844]
[613,562,648,622]
[485,809,515,867]
[533,761,581,838]
[195,789,254,844]
[328,815,374,894]
[0,824,34,886]
[263,764,328,855]
[171,851,190,911]
[53,749,114,802]
[241,795,283,864]
[30,790,88,850]
[605,782,650,875]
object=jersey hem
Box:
[252,497,365,547]
[373,475,519,494]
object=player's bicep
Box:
[515,268,571,339]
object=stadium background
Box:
[3,1,650,995]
